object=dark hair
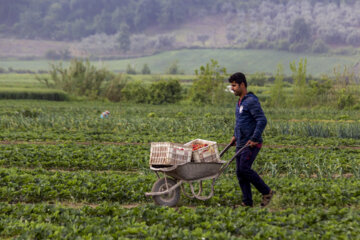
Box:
[228,72,247,88]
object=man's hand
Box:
[246,140,258,147]
[230,136,236,146]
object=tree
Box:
[126,64,136,74]
[148,80,182,104]
[197,34,210,46]
[93,9,115,35]
[36,59,123,100]
[188,59,227,105]
[290,58,308,106]
[269,64,286,107]
[134,0,161,31]
[166,61,183,74]
[117,23,131,53]
[289,18,311,44]
[141,64,151,74]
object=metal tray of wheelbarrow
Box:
[150,161,226,181]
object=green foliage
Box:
[337,89,355,109]
[308,77,332,104]
[244,39,272,49]
[121,80,148,103]
[289,42,310,53]
[117,23,131,53]
[311,39,329,53]
[276,40,290,51]
[148,79,182,104]
[165,60,184,75]
[45,49,71,60]
[147,112,157,118]
[103,74,128,102]
[36,59,124,101]
[121,79,182,104]
[197,34,210,46]
[269,64,286,107]
[188,59,228,105]
[126,64,137,74]
[248,72,266,86]
[0,88,68,101]
[141,64,151,74]
[289,18,312,44]
[290,58,308,106]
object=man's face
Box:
[230,81,243,96]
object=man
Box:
[228,72,273,207]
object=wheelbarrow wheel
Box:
[152,177,180,207]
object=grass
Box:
[1,49,359,76]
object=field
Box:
[0,86,360,239]
[1,49,360,76]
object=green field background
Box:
[1,49,358,76]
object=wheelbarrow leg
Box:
[189,178,216,201]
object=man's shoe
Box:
[240,202,253,207]
[261,190,274,207]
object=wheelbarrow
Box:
[145,143,248,207]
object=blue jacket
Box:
[234,92,267,147]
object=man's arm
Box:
[248,97,267,144]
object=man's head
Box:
[228,72,247,96]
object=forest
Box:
[1,0,360,51]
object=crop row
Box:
[0,118,360,146]
[1,144,359,177]
[1,203,359,239]
[1,100,360,121]
[2,113,360,139]
[0,167,359,207]
[1,101,360,143]
[0,144,149,171]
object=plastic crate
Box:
[149,142,192,165]
[184,139,221,163]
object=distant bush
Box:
[276,40,290,51]
[331,47,356,55]
[126,64,137,74]
[103,74,128,102]
[121,81,149,103]
[188,59,228,105]
[141,64,151,74]
[346,31,360,46]
[244,39,271,49]
[311,39,329,53]
[289,42,310,53]
[45,49,71,60]
[166,61,184,75]
[37,59,125,101]
[121,79,182,104]
[0,67,6,73]
[248,72,267,86]
[337,89,356,109]
[148,80,182,104]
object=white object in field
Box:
[100,110,110,118]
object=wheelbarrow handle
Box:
[219,142,234,158]
[216,144,249,180]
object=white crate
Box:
[149,142,192,165]
[184,139,221,163]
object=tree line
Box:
[1,0,356,41]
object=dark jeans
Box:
[236,145,270,206]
